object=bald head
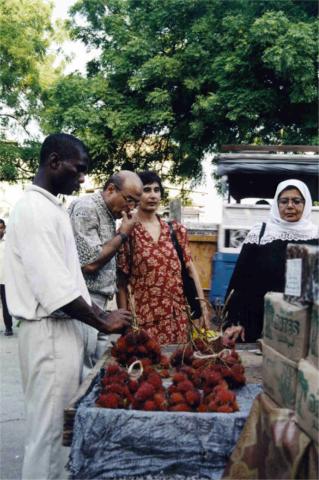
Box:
[103,170,142,191]
[103,170,143,218]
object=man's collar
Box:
[97,191,115,222]
[26,185,64,206]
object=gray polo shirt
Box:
[68,192,117,297]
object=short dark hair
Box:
[39,133,89,166]
[279,185,304,201]
[103,173,125,191]
[138,171,164,196]
[0,219,5,227]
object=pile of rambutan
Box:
[96,363,133,409]
[169,345,193,368]
[111,328,162,366]
[131,367,167,411]
[167,371,201,412]
[202,382,239,413]
[96,331,246,415]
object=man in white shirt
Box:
[4,133,131,480]
[0,219,13,335]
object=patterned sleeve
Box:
[68,200,102,266]
[174,221,192,264]
[117,235,131,276]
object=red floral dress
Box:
[117,218,191,344]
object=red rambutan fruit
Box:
[169,392,186,405]
[197,403,208,413]
[192,358,207,369]
[125,330,138,346]
[205,371,223,387]
[168,384,178,395]
[146,373,163,391]
[146,338,160,352]
[96,392,121,409]
[137,329,150,344]
[116,336,127,352]
[154,393,167,410]
[159,369,170,378]
[141,357,153,368]
[160,355,170,368]
[131,398,143,410]
[128,379,139,393]
[185,389,201,407]
[172,372,187,384]
[144,400,157,411]
[105,363,121,375]
[216,405,234,413]
[105,384,126,396]
[176,380,195,393]
[137,345,148,355]
[207,400,219,412]
[180,366,195,378]
[169,403,191,412]
[135,382,155,401]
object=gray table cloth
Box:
[68,371,262,479]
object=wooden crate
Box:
[188,234,217,290]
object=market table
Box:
[64,346,262,480]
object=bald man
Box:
[68,171,143,368]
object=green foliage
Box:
[0,0,67,182]
[40,0,318,183]
[0,141,40,182]
[0,0,56,129]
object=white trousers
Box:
[18,318,84,480]
[87,293,120,368]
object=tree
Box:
[0,0,62,181]
[40,0,318,183]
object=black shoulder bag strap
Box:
[167,221,202,319]
[168,221,184,265]
[258,222,266,245]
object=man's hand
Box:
[120,209,139,235]
[97,308,131,334]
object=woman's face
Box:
[139,182,162,212]
[278,188,305,222]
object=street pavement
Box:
[0,313,25,480]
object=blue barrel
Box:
[209,252,239,305]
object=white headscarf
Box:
[245,179,319,245]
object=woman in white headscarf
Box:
[223,179,319,342]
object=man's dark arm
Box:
[61,296,131,334]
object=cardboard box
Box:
[284,244,319,305]
[263,292,311,362]
[262,341,298,409]
[308,303,319,368]
[295,359,319,443]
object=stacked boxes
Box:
[263,292,310,362]
[308,302,319,368]
[262,244,319,443]
[262,341,298,409]
[295,359,319,443]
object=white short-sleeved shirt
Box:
[4,185,91,320]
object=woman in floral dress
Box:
[117,171,209,345]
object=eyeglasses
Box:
[118,190,140,207]
[278,197,305,206]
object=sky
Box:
[51,0,223,223]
